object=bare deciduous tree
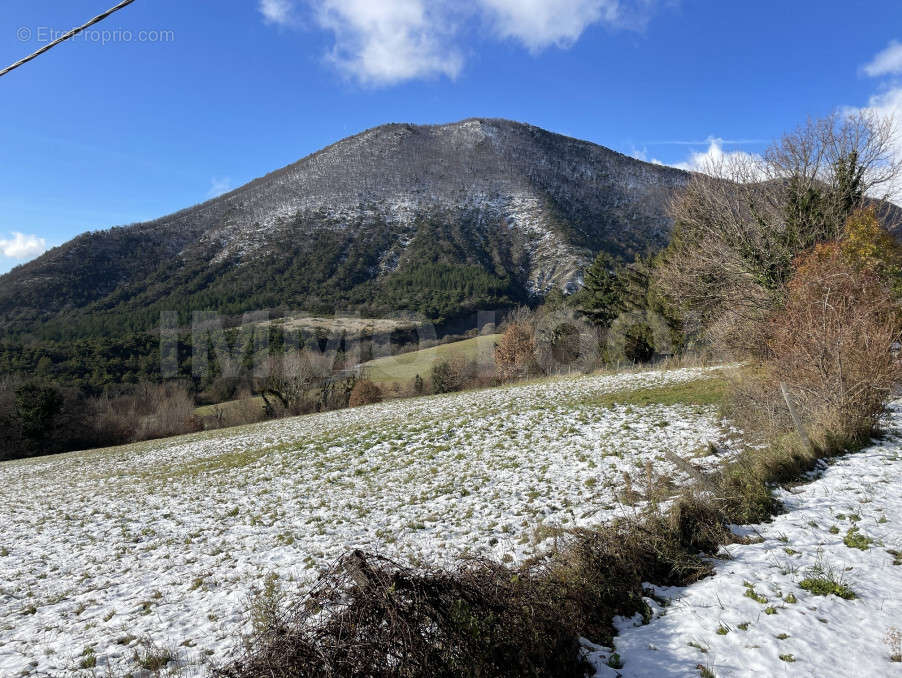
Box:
[261,351,330,414]
[658,110,902,355]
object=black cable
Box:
[0,0,138,79]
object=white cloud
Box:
[479,0,618,51]
[671,138,762,175]
[862,40,902,77]
[313,0,463,85]
[629,147,663,165]
[207,177,233,199]
[259,0,297,26]
[263,0,661,86]
[844,85,902,204]
[0,232,47,260]
[846,41,902,203]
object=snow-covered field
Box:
[588,403,902,678]
[0,367,735,676]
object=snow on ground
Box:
[588,403,902,678]
[0,367,736,676]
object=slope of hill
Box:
[0,119,690,340]
[0,366,734,676]
[360,333,501,386]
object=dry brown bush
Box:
[495,322,536,381]
[87,382,198,444]
[132,383,198,441]
[348,380,383,407]
[261,351,328,415]
[218,520,712,678]
[723,368,794,444]
[216,391,268,429]
[767,244,900,449]
[429,358,492,394]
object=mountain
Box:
[0,118,690,340]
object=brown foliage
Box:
[348,380,383,408]
[767,244,900,448]
[495,322,535,381]
[90,382,199,444]
[429,358,496,394]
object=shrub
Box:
[842,526,873,551]
[607,313,655,364]
[218,550,590,678]
[430,361,457,394]
[348,380,383,408]
[219,521,712,678]
[669,493,731,553]
[767,241,900,450]
[132,383,198,441]
[15,382,63,443]
[430,359,486,394]
[495,322,536,381]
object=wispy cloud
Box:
[262,0,665,86]
[644,138,767,146]
[479,0,619,52]
[844,86,902,204]
[862,39,902,77]
[207,177,233,199]
[259,0,298,26]
[0,232,47,260]
[629,147,663,165]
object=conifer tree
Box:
[578,252,627,326]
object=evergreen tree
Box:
[15,382,63,447]
[577,252,627,326]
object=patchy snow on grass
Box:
[0,367,734,676]
[588,402,902,678]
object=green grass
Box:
[606,653,624,669]
[78,647,96,669]
[361,335,501,386]
[134,647,172,671]
[843,526,873,550]
[586,375,729,408]
[743,584,768,604]
[194,396,266,418]
[799,578,856,599]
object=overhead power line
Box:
[0,0,137,79]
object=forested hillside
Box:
[0,118,689,342]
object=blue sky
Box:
[0,0,901,273]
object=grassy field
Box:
[0,366,736,676]
[361,334,502,386]
[193,335,502,417]
[258,314,421,335]
[587,376,731,408]
[194,396,266,418]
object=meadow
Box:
[0,366,735,675]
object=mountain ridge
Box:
[0,118,691,339]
